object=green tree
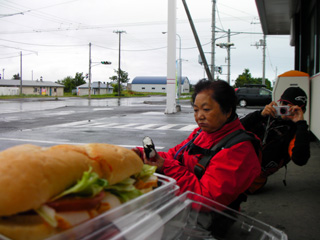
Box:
[252,77,272,90]
[57,76,73,93]
[56,72,86,93]
[109,69,130,94]
[74,72,86,87]
[12,73,20,80]
[234,68,272,90]
[233,69,252,88]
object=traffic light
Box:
[215,66,222,74]
[101,61,111,65]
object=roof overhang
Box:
[255,0,299,35]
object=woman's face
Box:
[193,90,231,133]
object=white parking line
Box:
[156,124,179,130]
[94,123,119,128]
[93,108,114,111]
[54,120,88,127]
[135,124,159,129]
[178,124,198,131]
[112,123,140,128]
[141,112,165,115]
[27,120,197,132]
[0,137,72,145]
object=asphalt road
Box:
[0,96,195,151]
[0,96,319,240]
[0,96,259,151]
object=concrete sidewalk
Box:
[241,140,320,240]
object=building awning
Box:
[255,0,299,35]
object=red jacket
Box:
[157,118,261,207]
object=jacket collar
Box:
[198,117,243,147]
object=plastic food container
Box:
[106,191,288,240]
[47,173,179,240]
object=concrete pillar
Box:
[165,0,177,114]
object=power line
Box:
[0,11,27,18]
[0,38,86,47]
[0,44,38,54]
[0,52,33,59]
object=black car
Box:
[235,84,272,107]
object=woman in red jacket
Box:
[134,79,261,209]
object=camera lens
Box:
[280,107,287,114]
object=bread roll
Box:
[0,143,143,217]
[0,144,92,216]
[0,215,58,240]
[83,143,143,185]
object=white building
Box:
[131,76,190,93]
[0,80,64,96]
[77,81,113,96]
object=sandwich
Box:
[0,143,158,240]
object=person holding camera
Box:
[241,87,310,193]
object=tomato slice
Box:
[47,191,106,212]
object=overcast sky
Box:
[0,0,294,85]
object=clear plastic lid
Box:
[107,191,288,240]
[47,173,178,240]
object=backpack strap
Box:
[194,129,260,180]
[174,130,202,160]
[193,129,261,211]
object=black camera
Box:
[274,106,290,116]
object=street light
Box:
[162,32,182,103]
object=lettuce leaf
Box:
[35,205,58,227]
[104,177,142,203]
[134,164,157,180]
[112,188,142,203]
[51,167,108,201]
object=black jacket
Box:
[240,110,310,176]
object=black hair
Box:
[191,79,237,119]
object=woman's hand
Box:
[261,101,278,118]
[142,151,165,172]
[131,148,142,159]
[288,105,305,122]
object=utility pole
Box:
[252,34,266,85]
[211,0,216,80]
[178,34,182,104]
[88,42,92,99]
[20,51,22,95]
[113,30,126,97]
[227,29,231,84]
[262,34,266,85]
[216,29,234,85]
